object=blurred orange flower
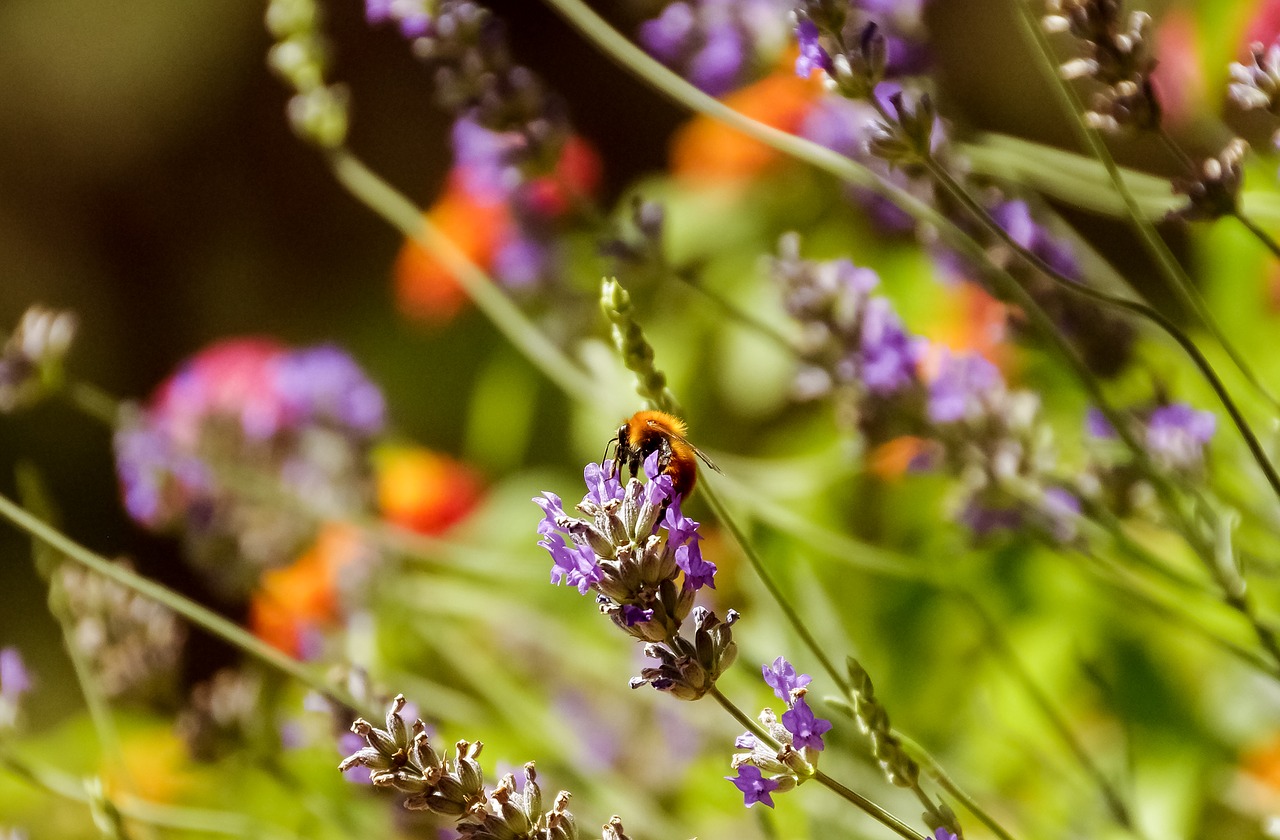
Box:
[671,69,821,185]
[376,444,483,535]
[250,523,366,657]
[395,135,601,326]
[869,435,932,481]
[395,173,511,326]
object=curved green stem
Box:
[959,594,1137,833]
[0,750,302,839]
[0,489,376,719]
[1013,0,1280,409]
[924,156,1280,508]
[894,732,1020,840]
[707,688,925,840]
[1234,210,1280,260]
[324,148,626,416]
[699,480,849,696]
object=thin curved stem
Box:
[1234,210,1280,260]
[0,750,302,839]
[923,157,1280,508]
[1013,0,1280,409]
[894,732,1020,840]
[699,480,849,696]
[959,593,1137,833]
[324,148,627,417]
[0,489,376,719]
[707,688,926,840]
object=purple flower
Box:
[734,731,757,749]
[958,501,1024,536]
[726,764,780,808]
[992,200,1080,281]
[795,19,832,78]
[928,352,1002,424]
[1146,402,1216,468]
[583,463,623,507]
[762,656,811,702]
[638,2,696,63]
[451,118,526,201]
[781,697,832,751]
[675,544,717,591]
[689,23,749,96]
[859,298,923,394]
[493,237,551,289]
[543,531,604,594]
[0,648,30,701]
[1085,407,1116,439]
[366,0,433,39]
[621,604,655,626]
[933,829,958,840]
[272,345,387,436]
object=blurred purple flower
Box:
[859,298,924,394]
[795,20,832,77]
[928,352,1002,424]
[1146,402,1216,468]
[0,648,31,701]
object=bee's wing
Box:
[692,445,722,473]
[656,422,723,473]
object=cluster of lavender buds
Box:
[1230,39,1280,149]
[53,559,185,704]
[340,695,636,840]
[113,338,386,597]
[772,232,926,430]
[1170,138,1249,222]
[266,0,349,148]
[774,237,1082,543]
[0,305,77,413]
[0,648,31,730]
[368,1,593,290]
[638,0,792,96]
[1080,402,1216,516]
[1042,0,1160,132]
[792,0,931,90]
[534,454,736,700]
[725,658,832,808]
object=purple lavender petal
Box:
[762,656,811,702]
[781,697,832,751]
[726,764,779,808]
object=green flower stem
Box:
[922,154,1280,676]
[324,147,626,416]
[959,593,1136,833]
[18,466,140,812]
[707,688,925,840]
[1233,210,1280,261]
[1075,548,1280,678]
[699,479,848,696]
[894,732,1020,840]
[0,489,376,720]
[0,749,302,839]
[1011,0,1280,410]
[537,0,1278,521]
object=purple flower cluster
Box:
[638,0,790,96]
[1087,401,1216,473]
[727,657,832,808]
[114,338,387,595]
[535,453,716,641]
[773,234,925,406]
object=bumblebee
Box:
[604,410,720,499]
